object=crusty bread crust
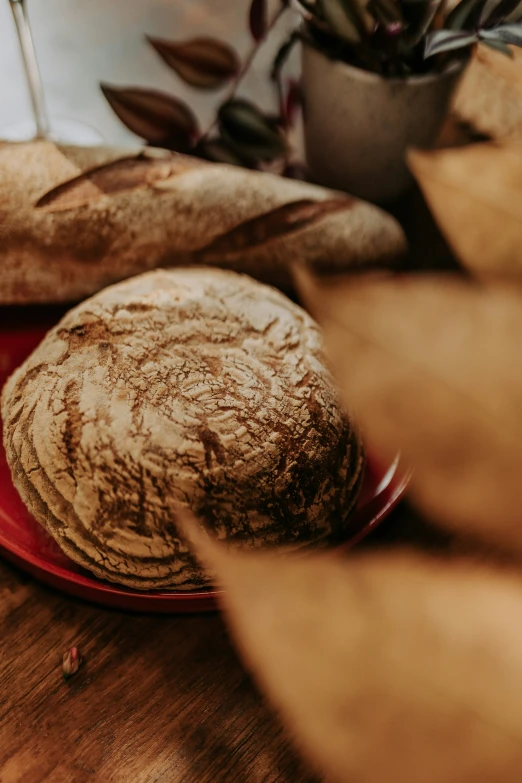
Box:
[0,141,406,304]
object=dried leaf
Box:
[451,43,522,140]
[147,36,239,89]
[249,0,269,41]
[408,143,522,281]
[295,269,522,555]
[218,99,287,161]
[176,510,522,783]
[100,84,198,149]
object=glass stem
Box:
[9,0,50,139]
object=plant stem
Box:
[9,0,50,139]
[201,2,289,141]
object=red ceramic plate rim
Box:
[0,459,410,613]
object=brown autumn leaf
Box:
[175,510,522,783]
[452,42,522,140]
[100,84,199,149]
[408,142,522,282]
[147,36,240,89]
[295,269,522,555]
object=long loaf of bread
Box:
[0,141,406,305]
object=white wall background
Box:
[0,0,298,145]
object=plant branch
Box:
[200,3,289,141]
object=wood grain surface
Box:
[0,556,322,783]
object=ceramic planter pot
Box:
[301,44,464,204]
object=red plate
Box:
[0,318,409,613]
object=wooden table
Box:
[0,556,322,783]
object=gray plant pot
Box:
[301,44,464,204]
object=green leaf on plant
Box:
[100,84,199,149]
[271,32,301,81]
[147,36,240,90]
[444,0,484,29]
[424,29,478,57]
[218,99,287,161]
[400,0,444,48]
[479,36,515,54]
[368,0,404,27]
[195,138,251,167]
[318,0,365,43]
[481,23,522,46]
[485,0,522,26]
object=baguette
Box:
[0,141,406,305]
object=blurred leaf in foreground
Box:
[176,509,522,783]
[452,42,522,139]
[408,142,522,282]
[296,268,522,554]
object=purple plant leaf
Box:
[424,29,479,57]
[147,36,240,89]
[249,0,268,41]
[100,84,199,150]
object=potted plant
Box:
[297,0,522,202]
[100,0,522,203]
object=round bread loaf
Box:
[1,268,364,590]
